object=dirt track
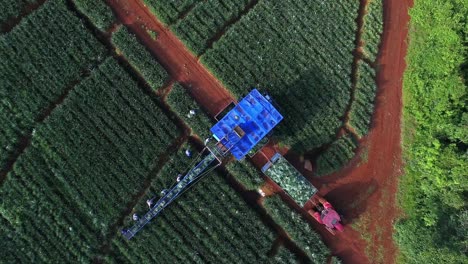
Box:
[107,0,235,117]
[298,0,412,262]
[106,0,412,263]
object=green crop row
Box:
[0,0,107,172]
[0,57,180,262]
[166,82,215,139]
[273,246,299,264]
[349,61,378,137]
[315,134,358,176]
[111,26,169,91]
[72,0,116,31]
[110,143,279,263]
[361,0,384,62]
[226,160,264,190]
[0,0,37,24]
[200,0,360,152]
[330,256,343,264]
[171,0,250,55]
[142,0,199,25]
[264,195,329,263]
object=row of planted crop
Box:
[361,0,384,62]
[1,151,99,262]
[226,160,265,191]
[198,0,360,152]
[111,144,278,263]
[0,57,181,261]
[120,163,274,258]
[0,0,107,170]
[166,82,215,140]
[315,134,358,176]
[72,0,116,31]
[271,79,349,150]
[167,0,359,59]
[142,0,199,26]
[349,61,379,137]
[170,0,250,55]
[164,83,273,192]
[37,57,180,220]
[0,0,37,23]
[111,26,169,91]
[264,195,330,263]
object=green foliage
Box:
[112,26,169,90]
[264,195,329,263]
[226,160,264,190]
[274,246,299,264]
[111,143,278,262]
[0,58,180,261]
[315,134,358,176]
[171,0,249,55]
[167,82,215,139]
[330,256,343,264]
[0,0,106,172]
[0,0,36,23]
[201,0,359,152]
[361,0,384,62]
[349,61,378,137]
[73,0,116,31]
[266,156,317,207]
[146,28,157,40]
[397,0,468,263]
[142,0,199,25]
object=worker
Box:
[132,214,139,221]
[146,198,154,208]
[185,149,192,157]
[176,173,182,182]
[204,137,210,145]
[187,109,196,118]
[310,197,344,232]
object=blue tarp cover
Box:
[210,89,283,160]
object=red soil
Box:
[106,0,235,117]
[299,0,412,262]
[107,0,412,263]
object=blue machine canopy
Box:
[210,89,283,160]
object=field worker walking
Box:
[187,109,196,118]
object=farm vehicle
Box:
[309,196,344,235]
[122,89,343,239]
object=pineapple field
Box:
[0,0,411,263]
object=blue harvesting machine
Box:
[122,89,283,239]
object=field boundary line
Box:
[0,58,106,186]
[186,136,313,261]
[94,133,188,262]
[169,0,206,26]
[0,0,47,33]
[341,0,368,141]
[199,0,260,56]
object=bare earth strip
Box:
[106,0,235,117]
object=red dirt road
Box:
[297,0,412,263]
[107,0,412,263]
[107,0,235,117]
